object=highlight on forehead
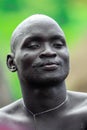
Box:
[11,14,65,53]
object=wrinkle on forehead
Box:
[11,14,65,53]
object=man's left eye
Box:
[53,41,63,49]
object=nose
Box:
[39,44,57,58]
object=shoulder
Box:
[67,90,87,118]
[0,98,28,126]
[0,99,33,130]
[67,90,87,107]
[0,98,23,114]
[68,90,87,100]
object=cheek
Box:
[63,55,69,70]
[63,54,70,75]
[16,52,37,70]
[61,49,69,63]
[59,50,70,72]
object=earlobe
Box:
[7,54,17,72]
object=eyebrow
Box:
[50,35,66,44]
[23,36,43,43]
[50,35,65,40]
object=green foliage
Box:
[0,0,25,12]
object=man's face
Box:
[13,19,69,86]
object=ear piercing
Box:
[12,66,15,69]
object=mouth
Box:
[33,62,59,71]
[41,63,58,71]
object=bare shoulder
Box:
[67,90,87,106]
[68,90,87,99]
[0,99,31,130]
[68,90,87,96]
[0,98,24,120]
[67,90,87,117]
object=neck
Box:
[21,81,67,114]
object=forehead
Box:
[11,15,65,52]
[21,23,64,39]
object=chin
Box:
[29,74,68,88]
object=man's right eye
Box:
[27,41,41,49]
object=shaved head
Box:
[11,14,65,54]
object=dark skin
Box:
[0,14,87,130]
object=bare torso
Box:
[0,91,87,130]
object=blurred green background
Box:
[0,0,87,107]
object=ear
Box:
[7,54,17,72]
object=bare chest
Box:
[30,115,86,130]
[1,112,86,130]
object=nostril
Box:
[39,50,57,58]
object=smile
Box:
[32,61,60,71]
[41,63,58,71]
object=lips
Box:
[41,63,58,71]
[33,61,59,71]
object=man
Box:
[0,14,87,130]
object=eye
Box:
[27,41,41,49]
[52,41,64,49]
